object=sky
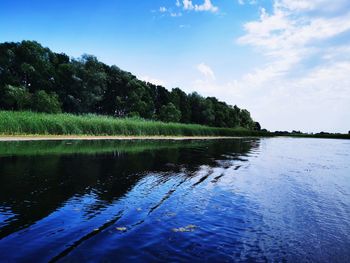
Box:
[0,0,350,133]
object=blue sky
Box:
[1,0,350,132]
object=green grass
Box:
[0,111,263,137]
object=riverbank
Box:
[0,135,242,142]
[1,111,348,140]
[0,111,262,137]
[1,134,349,142]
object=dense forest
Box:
[0,41,259,130]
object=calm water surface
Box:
[0,138,349,262]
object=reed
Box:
[0,111,262,137]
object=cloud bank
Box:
[194,0,350,132]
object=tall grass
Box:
[0,111,262,137]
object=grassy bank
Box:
[0,111,263,137]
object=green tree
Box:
[32,90,61,113]
[253,122,261,131]
[3,85,31,110]
[159,103,181,122]
[170,88,191,123]
[240,109,254,129]
[101,65,127,116]
[125,79,154,119]
[72,55,107,113]
[20,63,35,88]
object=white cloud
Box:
[182,0,218,13]
[157,6,182,17]
[197,63,216,80]
[159,7,167,13]
[277,0,349,12]
[170,12,182,17]
[158,0,218,17]
[194,0,218,12]
[183,0,194,10]
[231,1,350,132]
[239,8,350,52]
[189,0,350,132]
[238,0,258,5]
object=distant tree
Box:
[253,122,261,131]
[32,90,61,113]
[170,88,191,123]
[319,131,330,135]
[3,85,31,110]
[55,63,81,112]
[125,79,154,119]
[20,63,35,88]
[154,85,171,116]
[274,131,290,135]
[159,103,181,122]
[101,65,126,116]
[189,92,207,125]
[240,109,254,129]
[72,55,107,113]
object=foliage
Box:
[32,90,61,113]
[3,85,31,110]
[2,85,61,113]
[159,103,181,122]
[0,40,257,129]
[254,122,261,131]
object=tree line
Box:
[0,40,260,130]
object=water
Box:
[0,138,349,262]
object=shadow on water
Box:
[0,139,259,262]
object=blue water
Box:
[0,138,349,262]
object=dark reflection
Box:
[0,139,257,241]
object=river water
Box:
[0,138,349,262]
